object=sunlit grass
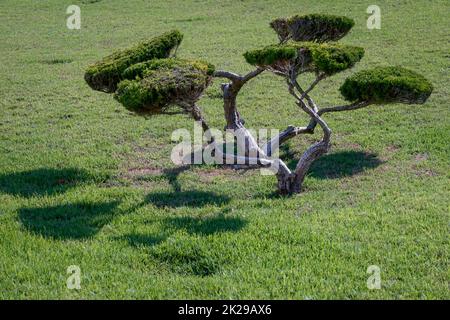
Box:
[0,0,448,299]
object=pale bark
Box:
[262,125,313,156]
[275,74,332,194]
[211,68,293,181]
[208,66,372,194]
[215,68,266,158]
[318,101,371,115]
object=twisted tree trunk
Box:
[212,68,345,195]
[276,76,332,194]
[217,69,264,158]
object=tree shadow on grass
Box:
[142,161,231,208]
[0,168,94,198]
[119,212,246,277]
[279,144,383,179]
[145,190,230,208]
[149,240,223,277]
[18,201,120,240]
[122,233,167,248]
[161,165,191,192]
[309,151,383,179]
[121,212,246,246]
[120,214,246,247]
[258,148,384,198]
[163,213,246,235]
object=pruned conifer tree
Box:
[85,15,433,194]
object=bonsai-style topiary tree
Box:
[85,14,433,195]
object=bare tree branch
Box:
[213,70,243,82]
[274,74,332,193]
[213,68,263,83]
[289,78,331,142]
[242,68,264,82]
[318,100,371,115]
[297,73,326,101]
[187,104,214,144]
[262,125,313,156]
[209,141,292,177]
[211,64,369,194]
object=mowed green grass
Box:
[0,0,449,299]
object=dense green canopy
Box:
[122,58,215,80]
[84,30,183,93]
[270,14,355,42]
[244,44,297,68]
[244,41,364,75]
[114,58,215,114]
[340,66,433,104]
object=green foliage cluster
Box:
[84,30,183,92]
[244,42,364,75]
[122,58,215,80]
[263,14,432,106]
[270,14,355,42]
[85,30,215,116]
[249,14,361,76]
[85,18,433,119]
[340,66,434,104]
[269,18,290,41]
[114,59,214,114]
[243,44,297,67]
[306,42,364,75]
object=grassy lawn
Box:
[0,0,448,299]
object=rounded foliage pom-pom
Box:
[340,66,433,104]
[114,58,215,115]
[270,14,355,43]
[84,30,183,93]
[244,42,364,76]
